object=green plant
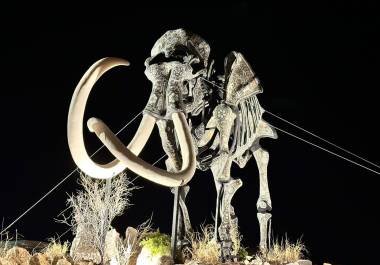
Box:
[139,231,171,257]
[237,246,249,261]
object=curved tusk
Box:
[87,111,196,187]
[67,57,156,179]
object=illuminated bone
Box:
[67,29,279,262]
[257,212,272,251]
[67,57,155,179]
[68,57,196,186]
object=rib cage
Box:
[230,94,263,160]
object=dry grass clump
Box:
[257,237,306,265]
[114,237,134,265]
[184,224,220,264]
[0,233,11,258]
[0,227,21,258]
[42,238,69,262]
[114,220,152,265]
[231,228,244,259]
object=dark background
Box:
[1,2,379,264]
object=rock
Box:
[125,227,138,246]
[70,239,101,265]
[125,227,141,265]
[69,236,79,259]
[246,256,264,265]
[51,256,60,265]
[183,261,198,265]
[5,247,31,265]
[295,260,312,265]
[127,246,142,265]
[74,261,94,265]
[0,257,16,265]
[158,256,174,265]
[109,257,119,265]
[70,226,101,265]
[70,233,101,265]
[29,253,50,265]
[104,229,121,264]
[136,248,174,265]
[47,247,68,265]
[56,258,72,265]
[184,261,241,265]
[286,261,313,265]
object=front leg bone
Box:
[157,119,182,171]
[218,178,243,262]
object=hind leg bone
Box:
[252,143,272,250]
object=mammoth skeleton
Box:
[67,29,277,262]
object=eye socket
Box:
[183,96,194,105]
[148,49,188,65]
[149,53,168,65]
[191,62,204,74]
[170,49,187,59]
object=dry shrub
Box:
[184,224,220,265]
[0,233,11,258]
[257,237,306,265]
[60,172,135,259]
[114,237,134,265]
[42,238,69,262]
[0,228,21,258]
[114,220,152,265]
[231,228,244,259]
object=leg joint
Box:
[257,199,272,212]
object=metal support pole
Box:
[101,178,112,259]
[171,186,180,262]
[214,182,223,240]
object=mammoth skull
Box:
[144,29,210,119]
[67,29,210,187]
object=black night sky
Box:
[1,2,379,264]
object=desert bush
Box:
[257,237,306,265]
[60,172,134,259]
[231,228,244,259]
[42,238,69,262]
[0,227,21,258]
[0,232,11,258]
[114,219,152,265]
[184,224,220,264]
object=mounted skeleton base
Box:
[67,28,277,262]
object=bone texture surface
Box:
[67,28,277,262]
